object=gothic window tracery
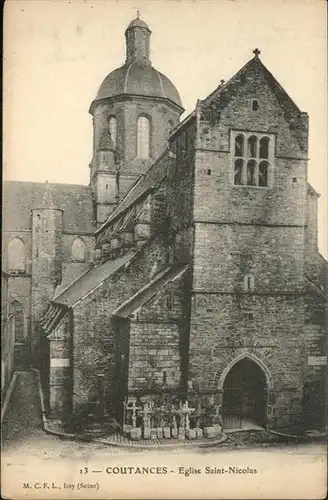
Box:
[234,159,243,185]
[235,135,244,157]
[232,132,273,187]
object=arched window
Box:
[248,136,257,158]
[71,237,86,262]
[234,159,243,185]
[247,160,257,186]
[11,301,25,343]
[234,135,244,157]
[259,161,269,187]
[232,132,273,187]
[259,137,270,159]
[108,116,117,148]
[137,116,150,159]
[8,238,25,272]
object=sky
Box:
[3,0,327,256]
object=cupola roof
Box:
[90,17,183,111]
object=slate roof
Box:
[171,54,304,139]
[52,249,138,307]
[3,181,95,233]
[96,151,172,234]
[126,17,151,31]
[113,264,188,318]
[93,62,183,109]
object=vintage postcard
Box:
[2,0,327,498]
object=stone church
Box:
[2,17,327,432]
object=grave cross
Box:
[139,401,153,431]
[182,401,195,430]
[125,400,142,428]
[173,402,187,429]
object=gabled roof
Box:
[202,54,302,117]
[3,181,95,233]
[96,150,172,234]
[171,54,304,140]
[52,249,138,307]
[113,264,188,318]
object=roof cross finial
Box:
[136,10,140,19]
[253,48,261,58]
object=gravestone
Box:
[186,428,196,440]
[178,427,186,440]
[195,428,203,439]
[163,427,171,439]
[130,427,142,440]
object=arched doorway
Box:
[222,357,267,429]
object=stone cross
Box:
[139,401,152,431]
[253,48,261,58]
[182,401,195,430]
[174,402,187,429]
[171,404,178,430]
[125,400,142,428]
[158,404,167,427]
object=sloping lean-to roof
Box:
[96,150,173,234]
[113,264,188,318]
[52,249,138,307]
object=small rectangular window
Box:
[166,295,173,310]
[244,274,255,291]
[207,169,212,175]
[251,99,259,111]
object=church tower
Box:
[31,182,63,328]
[89,15,184,228]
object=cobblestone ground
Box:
[2,371,325,460]
[2,372,129,459]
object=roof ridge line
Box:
[156,70,167,99]
[124,61,135,93]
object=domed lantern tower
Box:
[89,16,184,227]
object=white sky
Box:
[3,0,327,257]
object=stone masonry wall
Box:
[186,61,310,429]
[71,236,171,413]
[127,273,187,392]
[128,322,181,392]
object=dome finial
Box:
[125,15,151,65]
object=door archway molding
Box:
[217,352,273,392]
